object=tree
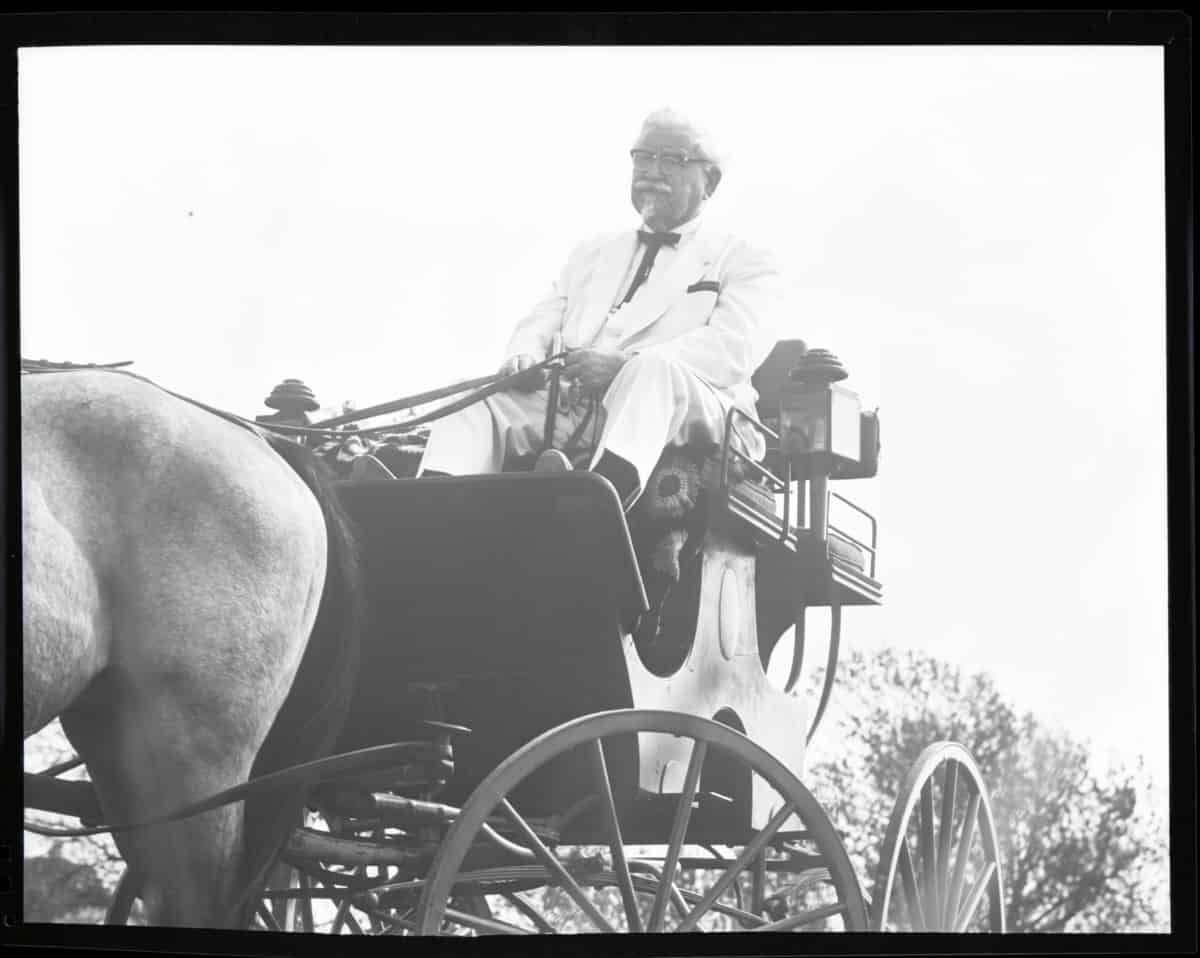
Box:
[23,722,134,924]
[803,646,1169,933]
[23,843,114,924]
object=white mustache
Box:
[634,181,671,193]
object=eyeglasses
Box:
[630,149,706,174]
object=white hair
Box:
[636,107,723,169]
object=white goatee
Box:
[639,194,665,223]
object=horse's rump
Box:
[22,369,365,926]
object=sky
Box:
[18,46,1169,808]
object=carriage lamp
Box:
[777,349,861,540]
[778,350,861,469]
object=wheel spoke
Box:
[269,865,296,930]
[479,821,538,861]
[946,790,980,928]
[255,901,282,931]
[360,904,415,934]
[676,801,796,932]
[106,868,139,925]
[589,740,642,932]
[750,848,767,915]
[897,840,925,931]
[503,892,558,933]
[752,901,847,932]
[337,904,365,934]
[298,871,315,932]
[443,905,536,935]
[648,739,707,932]
[329,868,367,934]
[448,896,498,935]
[629,859,691,920]
[919,779,939,926]
[936,761,958,928]
[364,839,385,932]
[599,868,764,926]
[498,798,615,932]
[952,860,996,933]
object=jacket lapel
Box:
[614,231,723,345]
[572,232,638,348]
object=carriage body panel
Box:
[331,473,642,809]
[331,470,814,840]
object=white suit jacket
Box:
[505,221,782,417]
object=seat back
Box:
[751,338,809,425]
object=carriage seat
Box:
[499,340,880,581]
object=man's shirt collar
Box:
[638,213,703,240]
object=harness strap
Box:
[22,742,423,838]
[20,353,569,443]
[21,358,135,372]
[23,358,272,443]
[265,353,567,440]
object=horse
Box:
[21,366,365,928]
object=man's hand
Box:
[561,348,630,394]
[499,353,545,392]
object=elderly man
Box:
[418,108,781,508]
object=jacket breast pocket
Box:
[672,287,719,327]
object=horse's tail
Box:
[231,434,366,927]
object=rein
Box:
[23,743,423,838]
[21,354,569,443]
[262,353,568,440]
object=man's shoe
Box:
[533,449,573,473]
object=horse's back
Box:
[21,369,319,520]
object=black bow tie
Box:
[621,231,682,306]
[639,230,681,250]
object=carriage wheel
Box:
[870,742,1005,932]
[415,709,867,934]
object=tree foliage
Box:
[803,646,1169,933]
[23,722,131,924]
[23,842,116,924]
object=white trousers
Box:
[419,353,765,492]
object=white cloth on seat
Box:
[419,216,781,491]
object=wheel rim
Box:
[870,742,1005,932]
[415,709,867,934]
